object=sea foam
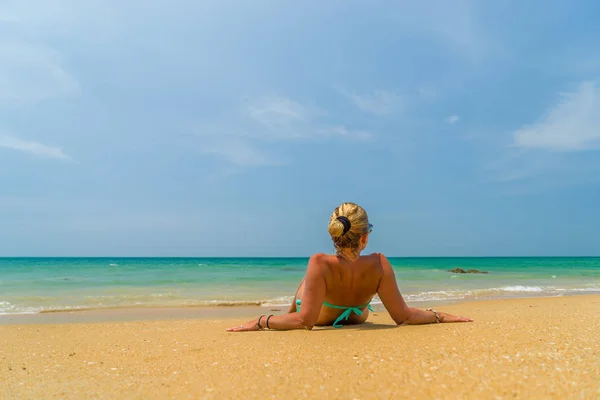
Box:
[500,286,544,292]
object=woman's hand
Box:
[226,317,262,332]
[438,312,473,323]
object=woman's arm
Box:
[227,254,326,332]
[376,254,472,325]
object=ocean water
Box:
[1,257,599,315]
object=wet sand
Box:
[1,295,599,399]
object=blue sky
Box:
[1,1,600,257]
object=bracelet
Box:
[265,314,274,329]
[255,315,266,330]
[426,308,440,323]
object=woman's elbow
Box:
[296,313,316,330]
[391,307,412,325]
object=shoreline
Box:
[0,292,593,326]
[2,294,599,399]
[3,288,599,319]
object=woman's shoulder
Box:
[361,253,392,269]
[362,252,386,260]
[309,252,387,259]
[308,253,333,262]
[305,253,334,275]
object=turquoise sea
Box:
[1,257,599,315]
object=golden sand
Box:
[1,295,599,399]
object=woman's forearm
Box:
[260,312,313,331]
[402,307,438,325]
[397,307,472,325]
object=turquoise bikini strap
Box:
[295,299,374,328]
[323,301,374,328]
[322,301,372,310]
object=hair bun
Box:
[327,202,369,253]
[328,215,352,237]
[328,219,345,238]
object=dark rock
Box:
[448,268,488,274]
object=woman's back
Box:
[292,253,383,326]
[321,253,382,305]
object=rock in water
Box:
[448,268,489,274]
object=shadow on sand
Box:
[255,321,399,333]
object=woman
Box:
[227,202,472,332]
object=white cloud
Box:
[0,134,71,161]
[445,115,460,124]
[245,97,315,128]
[481,82,600,189]
[0,41,79,104]
[241,96,325,141]
[340,89,402,115]
[243,96,370,141]
[197,96,374,169]
[513,81,600,151]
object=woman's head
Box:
[327,202,372,258]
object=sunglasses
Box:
[366,223,373,234]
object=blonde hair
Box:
[327,202,370,255]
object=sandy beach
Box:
[2,295,599,399]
